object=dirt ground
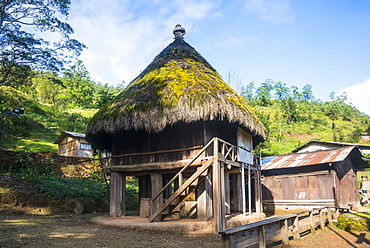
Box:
[0,211,370,248]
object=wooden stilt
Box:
[197,173,213,220]
[248,163,251,215]
[225,172,230,215]
[110,172,126,217]
[150,173,163,218]
[241,163,246,216]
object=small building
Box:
[86,25,266,233]
[360,135,370,143]
[292,140,370,155]
[261,146,368,210]
[54,131,93,158]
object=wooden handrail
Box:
[219,206,344,247]
[151,137,216,203]
[151,137,256,203]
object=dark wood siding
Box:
[111,120,239,165]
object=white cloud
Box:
[339,79,370,115]
[67,0,219,85]
[244,0,294,24]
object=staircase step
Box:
[148,157,214,222]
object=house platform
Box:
[89,213,266,234]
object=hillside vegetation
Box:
[241,80,370,156]
[0,61,123,152]
[1,72,370,155]
[1,67,370,214]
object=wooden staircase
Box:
[148,157,214,222]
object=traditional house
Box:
[261,146,368,211]
[54,131,93,158]
[292,140,370,155]
[86,25,266,233]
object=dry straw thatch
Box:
[86,25,265,143]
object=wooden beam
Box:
[105,158,207,173]
[224,172,230,215]
[150,173,163,219]
[110,172,126,217]
[197,173,213,220]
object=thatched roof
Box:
[86,25,265,144]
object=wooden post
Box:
[255,169,263,213]
[225,172,231,215]
[292,216,300,241]
[220,159,226,231]
[110,172,126,217]
[197,173,213,220]
[309,210,315,233]
[213,140,221,233]
[327,208,333,225]
[248,163,251,215]
[241,163,246,215]
[319,209,325,229]
[258,225,266,248]
[151,173,163,218]
[178,172,183,187]
[335,208,340,219]
[281,219,289,246]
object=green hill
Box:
[0,86,92,152]
[1,78,370,156]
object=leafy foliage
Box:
[0,0,85,86]
[33,177,108,201]
[241,80,370,156]
[336,213,370,232]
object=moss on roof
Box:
[86,37,266,143]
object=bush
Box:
[33,177,108,201]
[336,214,370,232]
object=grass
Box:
[354,212,370,219]
[67,109,98,118]
[6,133,58,153]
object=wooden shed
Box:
[261,146,368,211]
[54,131,93,158]
[86,25,266,233]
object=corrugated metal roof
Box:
[53,131,86,144]
[63,131,85,138]
[292,140,370,153]
[262,146,356,170]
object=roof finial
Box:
[173,24,186,41]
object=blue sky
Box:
[65,0,370,114]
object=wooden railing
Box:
[149,137,257,225]
[151,137,255,205]
[219,207,345,248]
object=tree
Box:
[62,60,94,108]
[241,82,255,101]
[32,71,65,105]
[225,70,243,94]
[290,86,302,101]
[255,79,274,106]
[274,81,290,100]
[0,0,85,86]
[301,84,314,101]
[280,97,298,124]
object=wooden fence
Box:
[219,207,345,248]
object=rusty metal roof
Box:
[262,146,357,170]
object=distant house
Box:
[261,146,368,210]
[292,140,370,155]
[54,131,93,158]
[360,135,370,143]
